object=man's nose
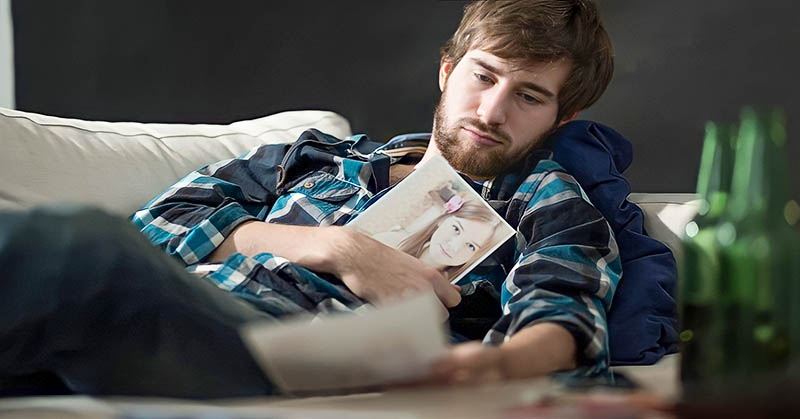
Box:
[476,87,509,126]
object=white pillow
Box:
[0,108,351,215]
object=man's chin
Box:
[443,154,507,179]
[433,131,509,178]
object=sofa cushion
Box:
[0,108,351,215]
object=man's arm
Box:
[425,163,621,383]
[208,220,461,307]
[131,143,287,265]
[499,322,577,376]
[131,142,459,307]
[427,322,575,385]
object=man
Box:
[0,0,661,398]
[135,0,617,387]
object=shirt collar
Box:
[375,132,493,197]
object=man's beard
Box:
[432,93,552,179]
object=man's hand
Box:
[417,322,578,386]
[426,342,507,386]
[327,228,461,308]
[209,221,461,308]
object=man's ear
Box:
[557,111,580,127]
[439,58,455,92]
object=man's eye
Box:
[452,224,460,233]
[467,243,476,252]
[520,93,542,104]
[474,73,492,83]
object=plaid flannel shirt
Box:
[131,129,621,377]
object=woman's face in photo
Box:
[428,215,495,267]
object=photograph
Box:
[346,155,515,284]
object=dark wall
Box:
[12,0,800,194]
[12,0,462,136]
[585,0,800,194]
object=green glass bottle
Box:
[716,108,800,383]
[680,121,735,388]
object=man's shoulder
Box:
[527,157,569,176]
[498,154,583,196]
[517,158,587,201]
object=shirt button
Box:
[303,181,315,189]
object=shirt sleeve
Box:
[484,163,622,377]
[130,144,288,265]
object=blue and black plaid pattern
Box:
[131,130,621,378]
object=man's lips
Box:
[462,127,503,146]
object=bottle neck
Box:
[727,109,791,225]
[696,122,734,220]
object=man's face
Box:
[431,49,572,179]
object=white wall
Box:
[0,0,14,109]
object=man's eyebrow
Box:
[470,58,556,99]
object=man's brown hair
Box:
[441,0,614,122]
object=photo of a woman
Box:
[347,155,515,284]
[394,190,500,281]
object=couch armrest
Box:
[627,193,700,266]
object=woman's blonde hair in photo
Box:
[397,187,500,281]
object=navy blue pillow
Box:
[543,120,678,366]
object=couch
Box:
[0,107,698,407]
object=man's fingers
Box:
[450,342,489,359]
[336,237,463,308]
[429,354,487,385]
[423,343,508,387]
[431,277,462,307]
[428,357,458,384]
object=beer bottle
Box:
[680,121,735,388]
[716,108,800,382]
